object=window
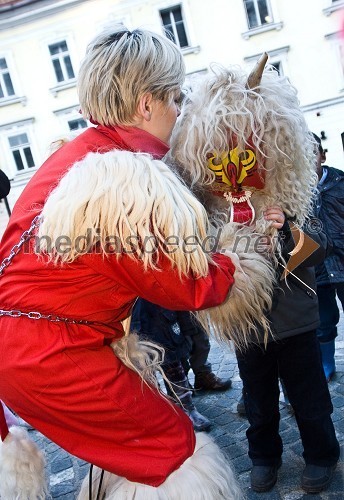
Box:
[8,133,35,171]
[0,57,15,99]
[271,61,281,75]
[49,41,75,83]
[68,118,88,131]
[160,5,189,48]
[244,0,273,29]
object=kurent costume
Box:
[0,124,246,499]
[168,56,317,347]
[168,55,340,492]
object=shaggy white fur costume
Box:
[0,426,47,499]
[168,60,318,345]
[77,432,242,500]
[38,149,274,348]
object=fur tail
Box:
[0,426,47,500]
[196,222,276,350]
[78,432,243,499]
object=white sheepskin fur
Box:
[77,432,243,499]
[169,63,318,228]
[37,149,211,279]
[196,222,276,349]
[111,331,167,392]
[0,426,47,500]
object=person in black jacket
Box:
[313,133,344,382]
[130,300,210,432]
[235,207,340,494]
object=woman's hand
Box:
[263,206,285,229]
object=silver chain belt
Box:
[0,215,100,327]
[0,215,41,276]
[0,309,98,325]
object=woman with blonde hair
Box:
[0,26,245,499]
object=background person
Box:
[313,132,344,382]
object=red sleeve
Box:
[85,252,235,311]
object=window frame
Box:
[0,51,26,106]
[0,56,15,99]
[48,39,75,85]
[53,105,91,133]
[0,120,39,179]
[8,132,35,172]
[159,4,189,49]
[243,0,273,30]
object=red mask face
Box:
[207,142,265,195]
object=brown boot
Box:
[194,372,232,392]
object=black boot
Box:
[250,460,282,492]
[301,464,337,493]
[164,362,211,432]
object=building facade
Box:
[0,0,343,211]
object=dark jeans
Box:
[182,328,211,375]
[236,331,340,467]
[316,282,344,343]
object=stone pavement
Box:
[24,314,343,499]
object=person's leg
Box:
[236,343,282,491]
[316,284,339,380]
[236,343,282,465]
[278,331,340,493]
[163,360,211,432]
[188,323,232,392]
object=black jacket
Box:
[0,170,10,199]
[314,166,344,285]
[131,300,195,364]
[265,220,328,341]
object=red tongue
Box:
[229,192,254,225]
[226,162,238,191]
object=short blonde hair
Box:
[78,25,185,126]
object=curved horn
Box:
[246,52,269,90]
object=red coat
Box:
[0,125,235,486]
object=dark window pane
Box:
[49,41,68,55]
[64,56,75,79]
[13,150,24,171]
[172,6,182,22]
[176,21,188,47]
[24,147,35,168]
[3,72,14,95]
[0,58,8,70]
[245,0,258,28]
[258,0,270,24]
[0,83,4,99]
[271,62,280,74]
[160,11,171,25]
[53,59,64,82]
[68,118,87,130]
